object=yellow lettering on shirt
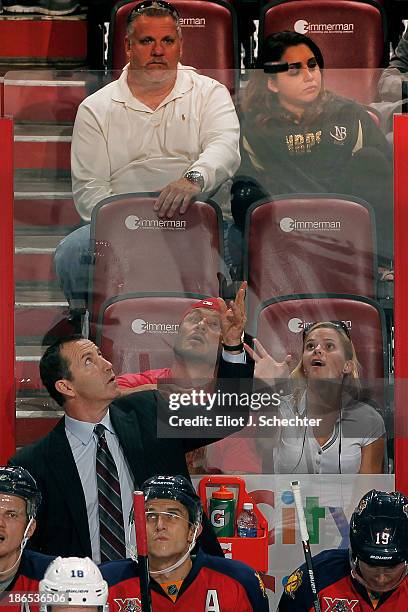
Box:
[286,130,322,154]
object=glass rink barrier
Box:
[2,63,406,609]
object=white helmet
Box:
[39,557,109,610]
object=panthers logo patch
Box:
[113,598,142,611]
[284,569,303,599]
[323,597,359,611]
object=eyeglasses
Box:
[145,510,188,524]
[302,320,351,340]
[127,0,181,25]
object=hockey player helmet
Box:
[141,475,202,525]
[350,489,408,567]
[39,557,108,610]
[0,466,41,519]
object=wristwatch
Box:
[184,170,205,191]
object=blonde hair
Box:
[291,321,361,405]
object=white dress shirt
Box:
[65,411,134,563]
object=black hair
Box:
[258,30,324,70]
[40,334,84,406]
[243,30,326,120]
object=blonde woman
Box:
[246,321,385,474]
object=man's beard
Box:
[173,339,221,366]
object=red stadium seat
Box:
[95,293,210,373]
[108,0,239,92]
[89,193,224,324]
[254,293,387,402]
[259,0,387,103]
[244,195,376,318]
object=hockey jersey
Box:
[0,549,54,612]
[102,548,269,611]
[279,549,408,611]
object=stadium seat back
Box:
[95,293,210,373]
[255,294,387,403]
[259,0,387,101]
[244,195,376,317]
[108,0,239,92]
[89,193,224,324]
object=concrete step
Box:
[16,351,43,394]
[14,178,81,232]
[16,345,44,356]
[15,234,63,285]
[4,70,87,123]
[15,301,70,344]
[16,347,60,400]
[15,234,64,248]
[15,250,57,285]
[0,13,87,65]
[15,287,66,302]
[15,396,62,447]
[16,398,60,412]
[14,123,72,171]
[15,301,80,395]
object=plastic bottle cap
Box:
[211,485,234,500]
[243,502,254,510]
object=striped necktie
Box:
[94,423,126,561]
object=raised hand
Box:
[217,281,247,350]
[244,338,292,384]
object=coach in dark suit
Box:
[9,284,252,561]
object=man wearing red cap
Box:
[117,298,227,393]
[116,293,262,474]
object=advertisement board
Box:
[195,474,395,610]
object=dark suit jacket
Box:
[9,358,253,559]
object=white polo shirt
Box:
[71,64,240,221]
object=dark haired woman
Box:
[231,31,393,274]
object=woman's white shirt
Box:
[273,391,386,474]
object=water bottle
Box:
[209,485,236,537]
[237,502,258,538]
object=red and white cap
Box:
[182,298,221,319]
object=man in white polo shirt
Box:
[55,0,240,306]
